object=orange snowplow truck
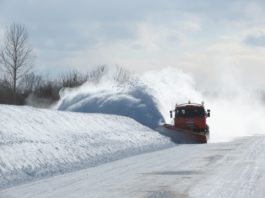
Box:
[170,101,210,133]
[160,101,210,143]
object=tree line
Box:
[0,23,129,107]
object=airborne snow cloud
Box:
[57,66,265,143]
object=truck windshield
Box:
[175,107,205,117]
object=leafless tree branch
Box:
[0,23,34,104]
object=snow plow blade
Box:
[156,124,208,144]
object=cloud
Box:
[0,0,265,88]
[244,32,265,47]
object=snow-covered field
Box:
[2,136,265,198]
[0,105,172,189]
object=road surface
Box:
[1,136,265,198]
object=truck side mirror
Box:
[170,111,173,118]
[207,109,210,117]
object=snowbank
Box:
[0,105,172,189]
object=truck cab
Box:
[170,102,210,133]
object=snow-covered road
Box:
[2,136,265,198]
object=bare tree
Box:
[60,69,88,88]
[0,24,34,104]
[113,66,130,83]
[19,72,43,93]
[86,65,130,84]
[88,65,107,83]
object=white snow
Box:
[56,67,202,129]
[1,66,265,197]
[56,67,265,143]
[0,105,172,189]
[1,136,265,198]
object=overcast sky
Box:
[1,0,265,87]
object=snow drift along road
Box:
[0,105,172,189]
